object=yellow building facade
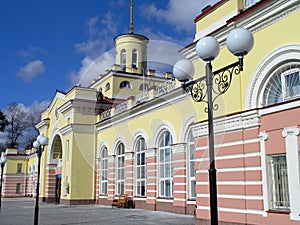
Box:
[2,1,300,224]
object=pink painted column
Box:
[172,143,187,214]
[125,152,134,197]
[95,159,100,202]
[146,148,157,210]
[46,164,57,202]
[107,155,115,201]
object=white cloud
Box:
[140,0,219,33]
[16,60,45,82]
[70,50,115,87]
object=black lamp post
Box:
[0,155,7,211]
[33,135,49,225]
[173,28,254,225]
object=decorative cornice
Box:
[192,110,260,137]
[60,124,95,135]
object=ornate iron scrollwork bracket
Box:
[182,61,242,112]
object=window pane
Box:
[190,180,196,198]
[165,180,171,197]
[160,165,165,178]
[165,148,171,162]
[141,152,145,165]
[160,181,165,196]
[190,162,195,177]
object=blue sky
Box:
[0,0,218,111]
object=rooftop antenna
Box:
[129,0,134,33]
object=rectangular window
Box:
[16,183,21,194]
[267,154,290,210]
[17,163,22,173]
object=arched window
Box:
[121,49,126,72]
[120,81,132,89]
[100,147,108,195]
[158,130,173,197]
[132,49,138,68]
[105,83,110,91]
[116,143,125,195]
[263,65,300,106]
[139,83,149,91]
[187,131,196,198]
[135,137,146,196]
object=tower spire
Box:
[129,0,134,34]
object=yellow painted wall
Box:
[195,0,244,34]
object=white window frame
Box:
[158,131,173,198]
[132,49,138,68]
[121,49,126,72]
[135,137,146,196]
[100,147,108,195]
[267,154,290,210]
[116,143,125,195]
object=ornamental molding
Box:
[192,110,260,137]
[246,2,300,34]
[60,124,95,135]
[282,127,300,138]
[258,132,268,141]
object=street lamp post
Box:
[33,135,49,225]
[0,155,7,211]
[173,28,254,225]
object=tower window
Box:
[132,49,138,68]
[121,49,126,72]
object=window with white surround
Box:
[132,49,138,68]
[135,137,146,196]
[187,131,196,199]
[267,154,290,210]
[121,49,126,72]
[263,66,300,106]
[100,147,108,195]
[116,143,125,195]
[158,130,173,197]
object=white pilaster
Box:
[282,127,300,220]
[259,132,268,217]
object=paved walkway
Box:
[0,198,195,225]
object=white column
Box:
[259,132,269,217]
[282,127,300,220]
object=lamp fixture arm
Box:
[183,60,242,111]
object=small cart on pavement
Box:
[111,194,135,209]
